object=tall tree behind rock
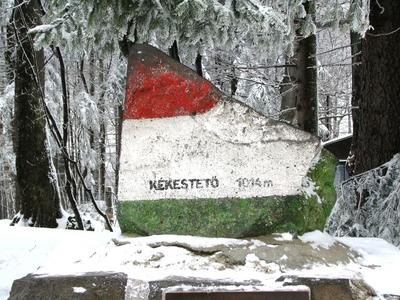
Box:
[280,0,318,135]
[12,0,62,227]
[353,0,400,174]
[347,31,361,175]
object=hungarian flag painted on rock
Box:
[117,44,337,238]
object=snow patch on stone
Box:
[2,224,400,298]
[273,232,293,241]
[301,177,321,203]
[299,230,336,249]
[73,287,86,293]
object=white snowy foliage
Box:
[326,154,400,247]
[0,98,15,216]
[0,0,13,27]
[0,84,16,202]
[0,0,373,217]
[316,28,353,138]
[316,0,370,35]
[0,83,14,132]
[245,84,281,117]
[0,84,15,172]
[348,0,370,34]
[35,0,291,62]
[27,0,371,126]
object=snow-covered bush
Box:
[326,154,400,247]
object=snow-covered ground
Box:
[1,219,400,299]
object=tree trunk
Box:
[279,61,297,124]
[324,95,331,135]
[55,46,83,229]
[12,0,62,227]
[0,26,7,92]
[296,0,318,135]
[280,0,318,135]
[195,53,203,77]
[87,51,97,198]
[348,31,362,175]
[89,51,96,152]
[353,0,400,174]
[98,59,106,202]
[168,40,180,62]
[114,99,123,196]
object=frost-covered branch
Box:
[326,154,400,246]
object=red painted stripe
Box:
[124,63,219,120]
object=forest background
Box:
[0,0,398,234]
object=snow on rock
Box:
[0,224,113,299]
[244,253,280,273]
[163,284,311,294]
[338,237,400,296]
[299,230,337,249]
[273,232,293,241]
[326,153,400,247]
[143,234,251,250]
[1,222,400,299]
[301,177,322,203]
[72,287,86,293]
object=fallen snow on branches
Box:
[326,154,400,246]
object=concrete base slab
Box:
[9,272,380,300]
[278,276,376,300]
[6,232,399,300]
[8,272,127,300]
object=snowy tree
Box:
[0,0,16,219]
[0,0,374,228]
[351,0,400,174]
[11,0,63,227]
[32,0,370,124]
[279,0,318,135]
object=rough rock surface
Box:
[8,272,127,300]
[126,276,260,300]
[9,273,256,300]
[118,44,338,238]
[162,286,311,300]
[9,273,376,300]
[279,276,376,300]
[8,233,389,300]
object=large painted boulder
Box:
[117,44,337,238]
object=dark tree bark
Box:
[280,0,318,135]
[6,18,20,214]
[98,59,106,202]
[12,0,62,227]
[88,51,96,150]
[296,0,318,135]
[168,40,180,62]
[279,63,297,124]
[115,96,123,196]
[348,31,362,176]
[195,53,203,77]
[324,95,332,134]
[352,0,400,174]
[54,46,84,229]
[79,59,89,94]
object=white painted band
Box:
[118,102,320,201]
